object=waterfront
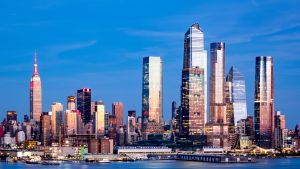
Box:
[1,158,300,169]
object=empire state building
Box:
[30,52,42,122]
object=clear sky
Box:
[0,0,299,129]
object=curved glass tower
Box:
[254,56,274,149]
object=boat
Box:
[41,160,61,165]
[6,157,17,163]
[98,158,111,163]
[25,156,42,164]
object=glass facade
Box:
[77,88,92,124]
[182,23,208,123]
[180,23,207,140]
[142,56,163,131]
[30,52,42,122]
[95,101,105,135]
[254,56,274,149]
[226,66,247,125]
[210,42,226,124]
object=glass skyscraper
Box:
[77,88,92,124]
[142,56,163,130]
[180,23,207,139]
[254,56,274,149]
[226,66,247,125]
[209,42,226,124]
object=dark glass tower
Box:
[254,56,274,149]
[77,88,92,124]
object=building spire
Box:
[33,50,38,75]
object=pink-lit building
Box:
[30,52,42,122]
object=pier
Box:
[148,154,255,163]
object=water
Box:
[1,158,300,169]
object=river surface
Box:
[1,158,300,169]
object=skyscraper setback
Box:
[254,56,274,149]
[30,52,42,122]
[180,23,207,141]
[142,56,163,132]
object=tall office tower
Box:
[112,102,124,127]
[64,110,78,136]
[274,111,286,148]
[206,42,230,149]
[95,101,105,136]
[210,42,226,123]
[180,23,207,142]
[50,102,63,140]
[30,52,42,122]
[40,112,51,146]
[7,111,17,122]
[254,56,274,149]
[171,101,176,119]
[127,110,137,144]
[77,88,92,124]
[142,56,163,133]
[226,66,248,125]
[67,96,76,110]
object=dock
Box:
[148,154,255,163]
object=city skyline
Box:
[0,1,299,129]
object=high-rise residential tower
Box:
[254,56,274,149]
[226,66,247,125]
[142,56,163,133]
[30,52,42,122]
[77,88,92,124]
[180,23,207,141]
[112,102,124,127]
[209,42,226,124]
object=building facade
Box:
[30,52,42,122]
[50,102,63,140]
[142,56,163,134]
[112,102,124,127]
[180,23,207,142]
[254,56,274,149]
[77,88,92,124]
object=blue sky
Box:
[0,0,299,129]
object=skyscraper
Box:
[50,102,63,140]
[206,42,230,149]
[180,23,207,141]
[30,52,42,122]
[95,101,105,136]
[40,112,51,146]
[127,110,136,144]
[210,42,226,124]
[274,111,286,148]
[142,56,163,133]
[64,110,78,136]
[254,56,274,149]
[77,88,92,124]
[226,66,247,125]
[112,102,124,127]
[67,96,76,110]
